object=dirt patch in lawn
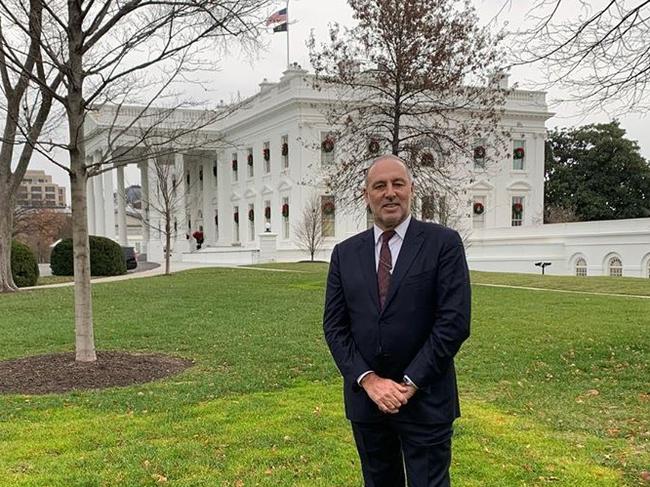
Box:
[0,351,194,395]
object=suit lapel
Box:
[357,229,380,311]
[381,219,425,313]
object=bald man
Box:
[323,155,471,486]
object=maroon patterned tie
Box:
[378,230,396,310]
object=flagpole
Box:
[286,0,290,69]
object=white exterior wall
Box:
[468,218,650,277]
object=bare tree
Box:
[13,207,71,262]
[294,195,326,262]
[0,0,62,291]
[129,147,208,276]
[308,0,509,218]
[0,0,269,361]
[513,1,650,114]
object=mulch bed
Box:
[0,351,194,395]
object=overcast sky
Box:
[29,0,649,193]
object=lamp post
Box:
[535,262,552,275]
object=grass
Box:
[472,270,650,296]
[35,275,74,286]
[0,265,648,486]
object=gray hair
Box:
[364,154,413,187]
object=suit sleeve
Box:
[323,244,371,385]
[403,230,471,388]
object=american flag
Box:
[266,7,287,26]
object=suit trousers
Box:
[351,419,453,487]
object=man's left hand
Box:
[402,383,417,401]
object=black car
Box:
[121,246,138,270]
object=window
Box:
[281,135,289,170]
[421,195,435,222]
[608,257,623,277]
[473,139,486,170]
[263,142,271,174]
[321,195,336,237]
[233,205,240,243]
[46,186,55,192]
[321,131,335,166]
[213,160,218,180]
[264,199,271,229]
[232,153,238,182]
[575,258,587,277]
[511,196,524,226]
[248,204,255,241]
[472,197,486,229]
[282,196,289,239]
[247,149,254,178]
[647,260,650,279]
[513,140,526,171]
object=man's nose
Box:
[385,183,396,198]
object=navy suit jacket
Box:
[323,218,471,424]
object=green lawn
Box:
[35,275,74,286]
[472,270,650,296]
[0,266,648,486]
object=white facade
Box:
[468,218,650,278]
[83,65,650,278]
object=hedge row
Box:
[51,236,126,277]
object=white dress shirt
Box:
[372,215,412,272]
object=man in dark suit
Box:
[323,155,471,486]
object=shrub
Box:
[50,238,74,276]
[51,236,127,277]
[11,240,39,287]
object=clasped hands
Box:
[360,372,416,414]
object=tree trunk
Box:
[165,213,171,275]
[68,0,96,362]
[0,194,17,292]
[69,164,96,362]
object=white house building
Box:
[83,65,650,278]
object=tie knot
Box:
[381,230,396,244]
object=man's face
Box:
[364,157,413,230]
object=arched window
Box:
[608,257,623,277]
[647,260,650,279]
[575,258,587,277]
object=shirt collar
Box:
[373,214,412,245]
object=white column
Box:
[174,152,190,256]
[116,164,128,245]
[86,167,96,235]
[103,167,115,240]
[93,153,106,236]
[202,158,212,242]
[140,160,151,259]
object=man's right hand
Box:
[360,372,410,414]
